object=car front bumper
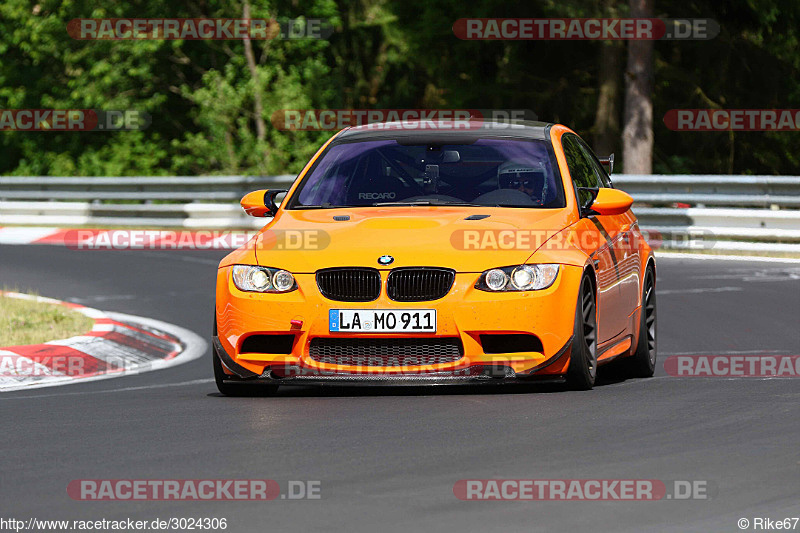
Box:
[214,264,583,382]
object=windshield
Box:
[289,138,565,209]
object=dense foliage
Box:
[1,0,797,176]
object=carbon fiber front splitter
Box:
[213,335,570,387]
[252,373,567,387]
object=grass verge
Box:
[0,291,94,346]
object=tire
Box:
[213,316,278,397]
[625,267,657,378]
[566,275,598,390]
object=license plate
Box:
[329,309,436,333]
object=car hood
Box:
[254,206,575,273]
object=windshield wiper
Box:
[293,203,337,209]
[372,200,483,207]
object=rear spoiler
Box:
[599,153,614,175]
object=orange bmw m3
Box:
[213,120,657,394]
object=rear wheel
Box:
[625,267,657,378]
[566,276,598,390]
[213,316,278,397]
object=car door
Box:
[560,134,626,342]
[576,139,641,325]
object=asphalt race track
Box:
[1,244,798,532]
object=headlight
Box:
[272,269,295,292]
[476,264,559,292]
[485,268,509,291]
[232,265,297,293]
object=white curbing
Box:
[0,292,207,392]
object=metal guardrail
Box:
[613,175,800,208]
[1,174,799,252]
[0,175,297,228]
[612,175,800,252]
[0,175,296,201]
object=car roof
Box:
[334,119,554,143]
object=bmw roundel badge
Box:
[378,255,394,265]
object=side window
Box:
[561,134,600,207]
[577,139,613,188]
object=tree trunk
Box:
[593,39,623,158]
[593,0,623,158]
[243,0,267,142]
[622,0,654,174]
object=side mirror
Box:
[240,189,287,217]
[588,188,633,216]
[598,153,614,175]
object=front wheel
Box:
[566,276,598,390]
